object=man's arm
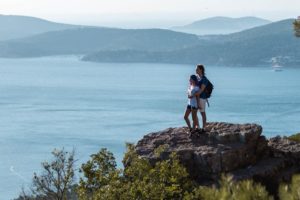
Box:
[189,84,206,98]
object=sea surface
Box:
[0,56,300,199]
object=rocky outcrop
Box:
[135,122,300,190]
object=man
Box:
[190,64,208,130]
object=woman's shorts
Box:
[187,105,198,110]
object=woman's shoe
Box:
[186,128,193,137]
[196,128,205,135]
[189,129,198,138]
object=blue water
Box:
[0,56,300,199]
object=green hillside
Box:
[0,27,200,57]
[84,19,300,66]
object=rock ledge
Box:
[135,122,300,188]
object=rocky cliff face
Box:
[135,122,300,193]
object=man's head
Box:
[196,64,205,76]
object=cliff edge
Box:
[135,122,300,193]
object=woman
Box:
[184,75,200,132]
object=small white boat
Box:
[272,63,283,72]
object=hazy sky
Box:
[0,0,299,27]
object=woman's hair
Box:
[197,64,205,76]
[190,74,198,84]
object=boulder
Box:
[135,122,300,188]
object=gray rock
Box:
[134,122,300,188]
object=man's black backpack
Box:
[204,76,214,98]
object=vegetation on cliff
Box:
[16,143,300,200]
[288,133,300,143]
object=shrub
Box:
[78,144,194,200]
[184,175,273,200]
[77,148,122,200]
[288,133,300,143]
[279,174,300,200]
[15,148,76,200]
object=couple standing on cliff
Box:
[184,64,211,134]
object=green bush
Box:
[279,175,300,200]
[77,148,122,200]
[15,148,76,200]
[288,133,300,143]
[184,175,273,200]
[77,144,194,200]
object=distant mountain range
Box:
[170,17,271,35]
[83,19,300,66]
[0,27,200,57]
[0,15,298,67]
[0,15,81,41]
